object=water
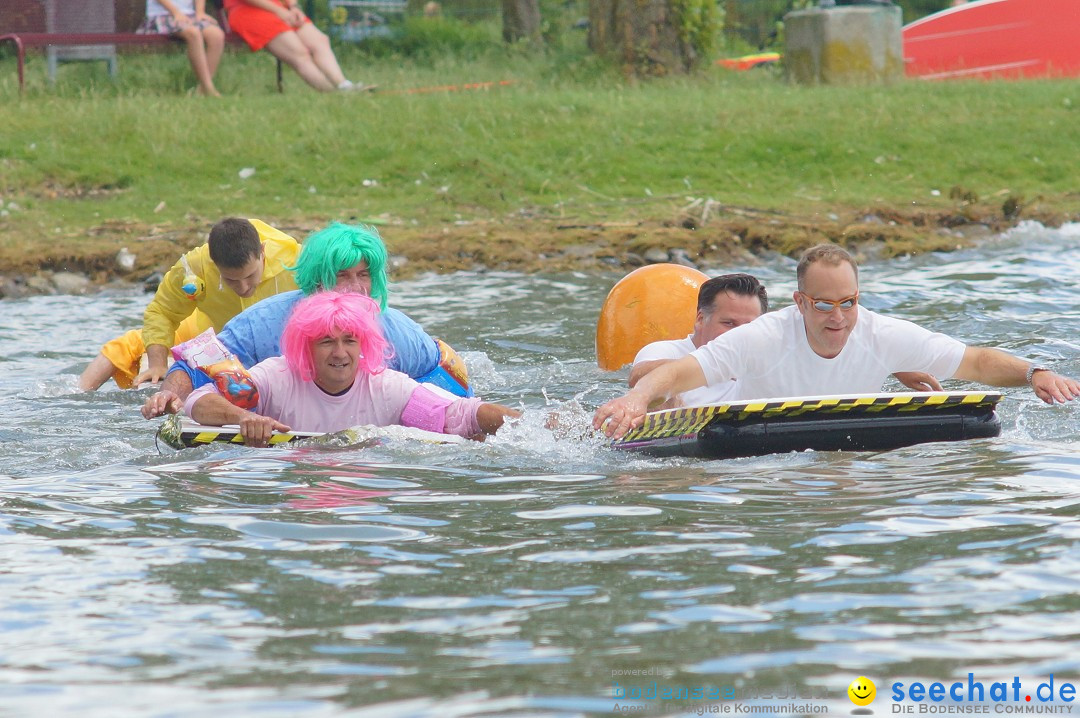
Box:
[1,222,1079,717]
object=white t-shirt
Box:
[690,305,966,400]
[147,0,196,17]
[633,334,737,406]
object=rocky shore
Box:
[1,199,1072,298]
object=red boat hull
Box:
[903,0,1080,79]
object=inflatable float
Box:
[156,414,464,450]
[596,263,708,370]
[612,391,1002,458]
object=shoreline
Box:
[1,200,1073,299]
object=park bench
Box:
[0,0,283,93]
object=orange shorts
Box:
[99,314,204,389]
[226,2,312,52]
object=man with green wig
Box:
[142,222,471,419]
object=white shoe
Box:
[338,80,377,92]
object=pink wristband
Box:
[400,386,454,433]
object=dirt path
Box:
[1,199,1072,297]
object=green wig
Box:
[291,222,389,310]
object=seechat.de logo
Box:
[849,676,877,714]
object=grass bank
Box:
[1,42,1078,285]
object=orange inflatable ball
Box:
[596,263,709,370]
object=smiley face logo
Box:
[848,676,876,707]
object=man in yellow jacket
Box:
[79,217,300,390]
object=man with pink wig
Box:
[184,293,518,446]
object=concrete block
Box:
[784,5,903,85]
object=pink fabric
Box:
[185,356,483,437]
[399,385,452,433]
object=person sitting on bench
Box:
[137,0,224,96]
[222,0,373,92]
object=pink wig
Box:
[281,292,392,382]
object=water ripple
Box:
[2,227,1080,714]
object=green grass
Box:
[1,34,1079,252]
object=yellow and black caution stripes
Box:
[186,427,302,447]
[615,391,1002,445]
[156,414,322,449]
[618,405,728,443]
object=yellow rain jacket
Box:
[101,313,205,389]
[141,219,300,350]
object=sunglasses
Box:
[800,292,859,312]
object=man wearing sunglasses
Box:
[595,243,1080,438]
[627,271,939,409]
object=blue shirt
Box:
[169,290,444,391]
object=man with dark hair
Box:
[206,217,264,270]
[79,218,299,390]
[629,273,768,407]
[698,273,770,315]
[596,243,1080,437]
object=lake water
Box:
[1,222,1079,717]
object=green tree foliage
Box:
[670,0,724,62]
[896,0,955,23]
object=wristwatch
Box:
[1026,364,1048,385]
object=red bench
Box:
[0,30,283,93]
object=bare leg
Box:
[176,25,221,96]
[202,23,225,78]
[295,23,347,87]
[79,353,119,391]
[265,30,336,91]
